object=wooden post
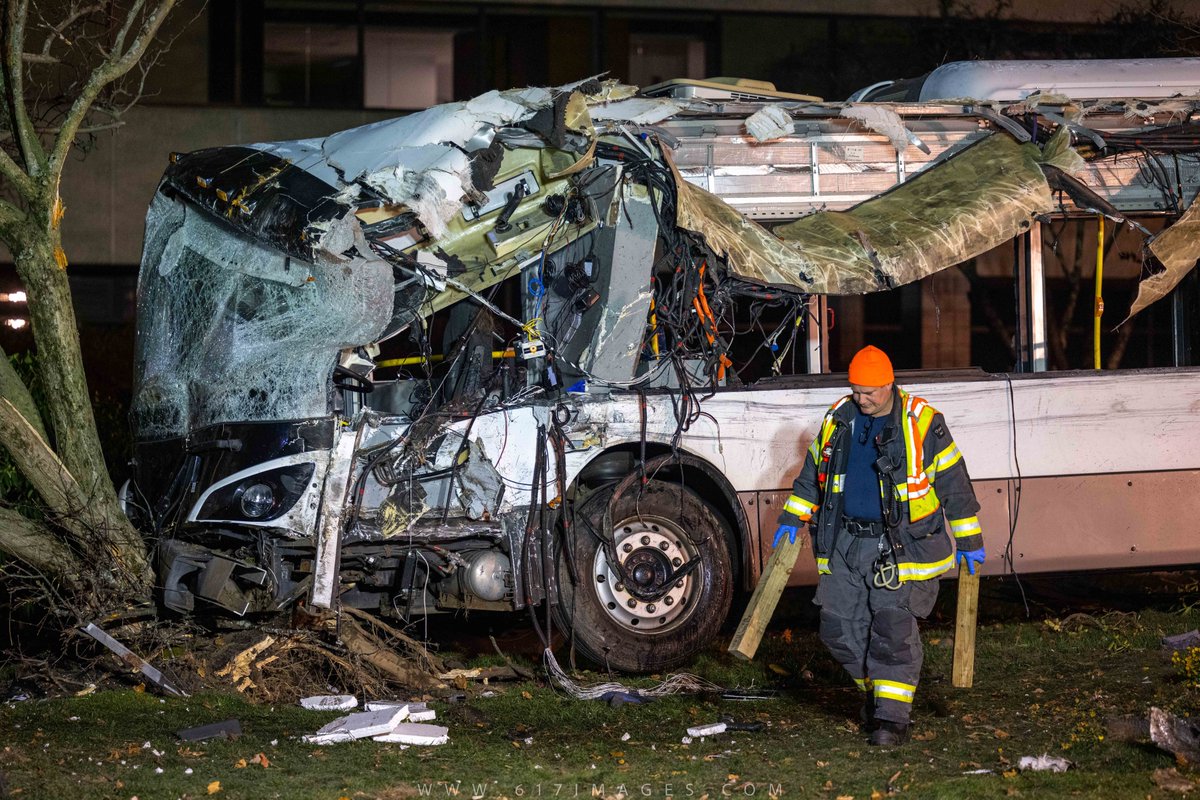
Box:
[952,563,981,688]
[728,536,804,661]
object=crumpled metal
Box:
[668,132,1056,294]
[1128,189,1200,321]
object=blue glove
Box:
[957,547,986,575]
[773,524,799,547]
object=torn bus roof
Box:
[165,80,674,261]
[669,132,1056,295]
[159,77,1200,319]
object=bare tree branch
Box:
[0,143,37,203]
[31,2,106,62]
[111,0,149,64]
[0,119,126,141]
[47,0,177,177]
[2,0,47,178]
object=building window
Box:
[263,22,358,107]
[627,33,706,87]
[364,29,455,110]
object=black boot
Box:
[859,696,878,731]
[868,721,910,746]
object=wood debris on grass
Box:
[190,608,447,703]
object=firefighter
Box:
[773,345,986,746]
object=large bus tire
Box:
[553,479,733,673]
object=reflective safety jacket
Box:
[781,387,984,582]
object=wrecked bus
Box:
[130,61,1200,672]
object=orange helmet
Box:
[848,345,894,386]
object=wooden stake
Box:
[952,563,981,688]
[728,536,805,661]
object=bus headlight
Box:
[196,463,315,523]
[239,483,277,518]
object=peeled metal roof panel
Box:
[669,132,1055,294]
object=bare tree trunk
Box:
[0,1,179,610]
[11,211,113,501]
[0,395,149,601]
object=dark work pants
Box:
[813,528,940,725]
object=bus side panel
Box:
[752,469,1200,587]
[974,470,1200,575]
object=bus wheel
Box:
[554,479,733,673]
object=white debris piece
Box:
[302,731,355,746]
[300,694,358,712]
[365,701,411,715]
[745,106,794,141]
[409,708,437,722]
[841,104,930,154]
[590,97,683,126]
[303,706,410,745]
[1018,754,1072,773]
[373,723,450,746]
[686,722,727,738]
[621,732,631,742]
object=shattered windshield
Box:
[132,193,394,440]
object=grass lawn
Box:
[3,576,1199,800]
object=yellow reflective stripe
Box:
[896,553,956,580]
[874,679,916,703]
[830,474,845,493]
[934,442,962,473]
[816,557,831,574]
[784,495,816,517]
[950,516,982,538]
[853,677,872,692]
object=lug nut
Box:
[675,580,684,588]
[664,596,674,606]
[626,598,637,608]
[672,557,682,566]
[622,543,633,553]
[640,535,651,546]
[615,583,625,592]
[659,541,669,551]
[646,603,656,613]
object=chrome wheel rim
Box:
[592,514,700,633]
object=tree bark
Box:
[0,396,149,600]
[0,343,47,442]
[0,505,82,588]
[11,213,110,494]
